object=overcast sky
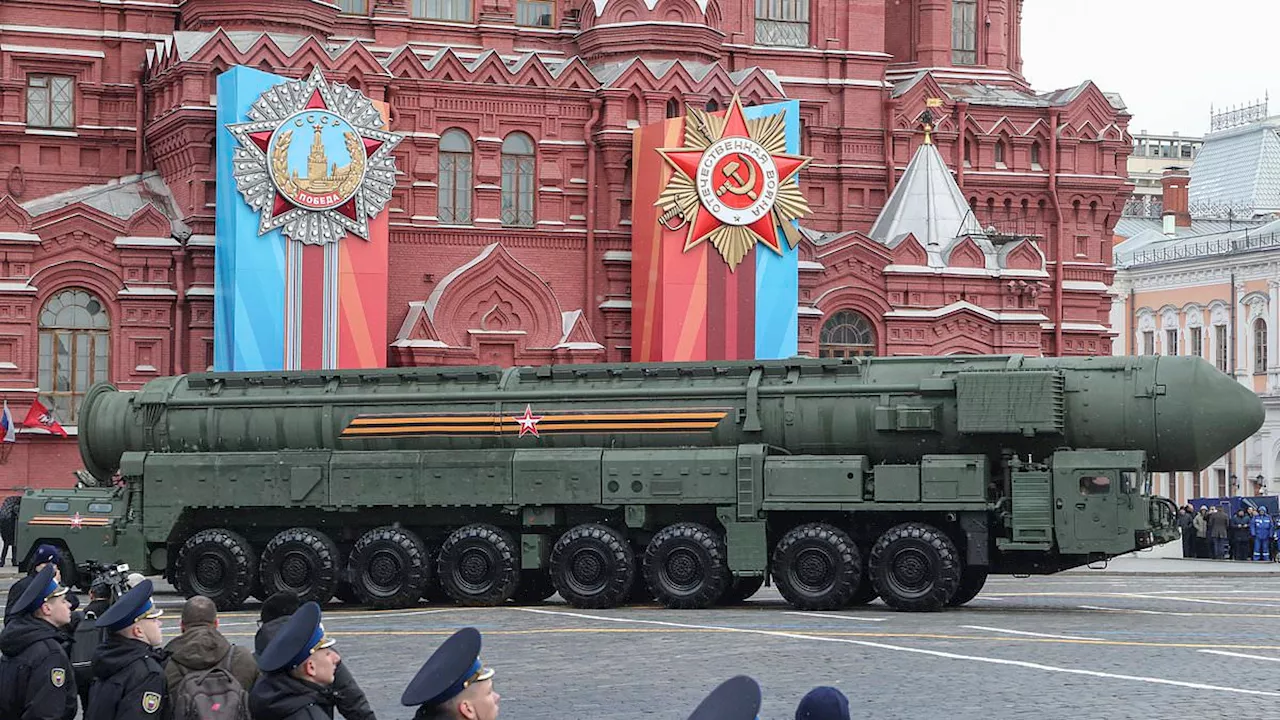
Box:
[1021,0,1277,137]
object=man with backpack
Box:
[164,595,257,720]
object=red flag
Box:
[22,398,68,437]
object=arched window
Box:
[500,132,535,228]
[705,98,720,112]
[438,129,473,225]
[1030,142,1042,169]
[963,138,972,167]
[994,140,1007,167]
[1255,318,1268,374]
[666,98,681,119]
[38,289,110,423]
[819,310,876,358]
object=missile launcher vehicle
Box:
[15,354,1263,612]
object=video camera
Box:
[79,561,133,603]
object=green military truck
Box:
[14,354,1263,612]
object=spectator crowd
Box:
[1177,504,1280,561]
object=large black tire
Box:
[718,574,765,605]
[772,523,863,610]
[175,529,258,611]
[419,543,453,604]
[643,522,729,609]
[868,522,962,612]
[511,570,558,605]
[437,524,520,606]
[947,566,990,607]
[550,524,635,609]
[258,528,341,605]
[348,526,430,609]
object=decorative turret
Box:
[576,0,725,64]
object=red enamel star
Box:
[656,94,811,261]
[70,512,83,528]
[512,404,543,437]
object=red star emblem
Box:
[70,512,83,528]
[656,94,810,260]
[512,404,543,437]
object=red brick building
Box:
[0,0,1131,489]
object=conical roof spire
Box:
[869,142,984,251]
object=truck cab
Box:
[14,475,146,590]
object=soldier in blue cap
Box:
[794,686,850,720]
[0,564,78,720]
[84,579,168,720]
[687,676,761,720]
[249,601,342,720]
[400,627,500,720]
[4,543,79,619]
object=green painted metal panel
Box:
[330,452,420,506]
[873,464,920,502]
[521,533,548,570]
[921,455,987,501]
[956,370,1064,435]
[513,448,602,505]
[418,450,514,505]
[722,520,767,573]
[764,455,866,503]
[601,448,736,504]
[1010,469,1053,544]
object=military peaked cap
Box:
[96,578,163,632]
[795,686,850,720]
[257,601,336,673]
[401,627,495,708]
[7,564,68,618]
[688,676,762,720]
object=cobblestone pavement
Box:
[136,573,1280,720]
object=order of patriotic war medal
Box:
[227,68,404,246]
[655,93,813,270]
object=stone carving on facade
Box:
[1161,307,1179,330]
[1184,305,1203,328]
[1210,302,1230,327]
[1137,311,1155,332]
[1245,293,1269,323]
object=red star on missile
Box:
[656,95,810,255]
[512,404,543,437]
[244,89,387,223]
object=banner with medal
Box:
[631,95,811,362]
[214,66,402,371]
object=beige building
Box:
[1127,131,1202,202]
[1111,108,1280,504]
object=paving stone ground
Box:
[7,550,1280,720]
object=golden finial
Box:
[922,97,943,146]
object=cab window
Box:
[87,502,112,513]
[43,501,69,512]
[1120,471,1139,494]
[1079,474,1112,496]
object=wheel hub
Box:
[665,548,701,587]
[570,549,606,586]
[794,548,834,588]
[280,552,310,587]
[194,555,226,588]
[368,550,402,587]
[891,548,932,590]
[459,548,493,585]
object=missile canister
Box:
[79,354,1261,481]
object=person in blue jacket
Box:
[1251,506,1274,561]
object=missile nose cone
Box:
[1155,357,1264,472]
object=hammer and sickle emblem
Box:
[716,153,759,201]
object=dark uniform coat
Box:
[0,613,79,720]
[84,636,170,720]
[248,671,336,720]
[255,617,375,720]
